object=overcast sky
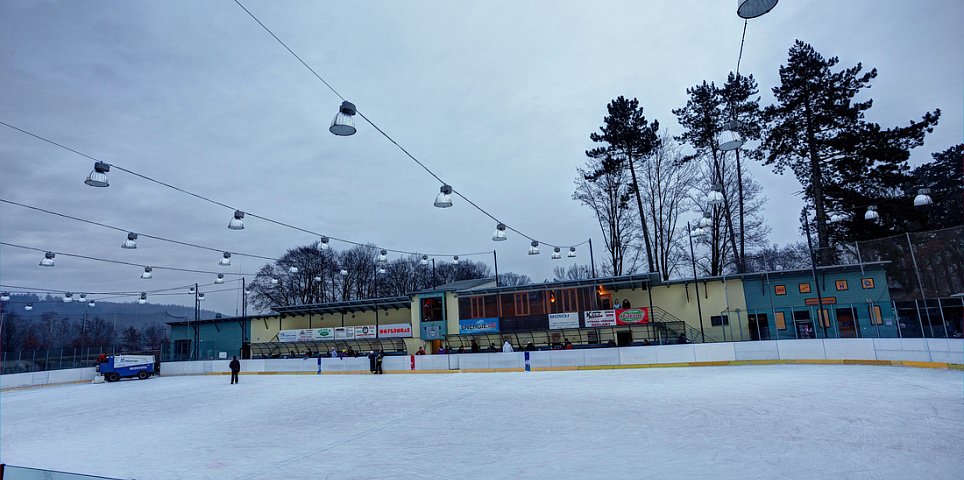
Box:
[1,0,962,315]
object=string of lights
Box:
[231,0,588,250]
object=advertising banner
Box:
[548,312,580,329]
[459,318,500,334]
[584,309,617,327]
[377,323,413,338]
[277,328,334,342]
[353,325,377,339]
[333,327,355,340]
[615,308,649,325]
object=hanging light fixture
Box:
[568,247,576,258]
[198,292,205,301]
[551,247,562,260]
[0,292,8,301]
[313,275,322,283]
[452,255,460,265]
[219,252,232,266]
[138,292,147,304]
[420,254,429,266]
[288,266,299,274]
[63,292,73,303]
[318,236,330,250]
[244,288,252,295]
[829,213,845,223]
[691,227,706,238]
[270,277,279,285]
[737,0,779,19]
[706,184,725,206]
[377,265,386,274]
[84,161,110,187]
[339,268,348,276]
[913,188,933,207]
[215,273,225,284]
[434,185,454,208]
[718,120,745,151]
[492,223,507,241]
[528,241,540,255]
[80,293,87,301]
[698,212,714,229]
[141,266,153,279]
[329,101,357,136]
[40,251,55,267]
[88,299,96,307]
[121,232,138,249]
[25,303,33,311]
[228,210,245,230]
[189,285,196,294]
[864,205,880,222]
[378,249,388,263]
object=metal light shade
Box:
[377,266,386,274]
[378,249,388,263]
[244,289,251,295]
[139,292,147,304]
[339,268,348,276]
[312,276,322,283]
[141,266,153,279]
[80,293,86,300]
[698,213,713,229]
[551,247,562,260]
[420,255,429,266]
[829,213,845,223]
[528,241,540,255]
[691,227,705,238]
[220,252,232,266]
[215,273,225,284]
[914,188,933,207]
[318,236,330,250]
[864,205,879,221]
[492,223,507,241]
[84,161,110,187]
[453,256,459,265]
[718,121,744,151]
[63,292,73,303]
[40,251,55,267]
[122,232,138,249]
[329,101,357,136]
[737,0,779,19]
[24,303,33,311]
[270,278,279,285]
[198,293,205,301]
[88,300,96,307]
[289,266,299,273]
[228,210,245,230]
[568,247,576,258]
[434,184,454,208]
[189,286,196,294]
[706,185,725,206]
[0,292,9,301]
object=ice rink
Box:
[2,365,962,480]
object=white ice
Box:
[2,365,962,480]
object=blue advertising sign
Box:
[459,318,500,334]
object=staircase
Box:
[649,306,721,343]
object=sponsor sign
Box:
[548,312,580,329]
[615,308,649,325]
[277,328,335,342]
[584,309,617,327]
[354,325,377,339]
[334,327,355,340]
[459,318,500,334]
[378,323,413,338]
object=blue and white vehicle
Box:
[96,355,157,382]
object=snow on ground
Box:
[1,365,962,480]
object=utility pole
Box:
[687,222,706,343]
[802,209,828,338]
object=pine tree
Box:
[762,40,940,261]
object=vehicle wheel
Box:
[137,371,149,380]
[106,373,120,382]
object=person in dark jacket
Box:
[368,351,377,373]
[677,332,688,344]
[375,350,385,374]
[470,339,480,353]
[524,342,537,352]
[229,356,240,384]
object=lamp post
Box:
[192,283,200,360]
[687,222,706,343]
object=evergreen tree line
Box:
[577,40,960,279]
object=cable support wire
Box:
[0,241,258,276]
[230,1,586,250]
[0,121,526,257]
[0,279,242,299]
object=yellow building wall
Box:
[612,279,751,341]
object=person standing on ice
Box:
[375,350,385,374]
[229,356,240,384]
[368,351,377,373]
[330,347,338,358]
[502,341,513,353]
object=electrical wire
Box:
[231,0,586,249]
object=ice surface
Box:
[2,365,962,480]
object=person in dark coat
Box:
[368,351,377,373]
[524,342,537,352]
[470,339,480,353]
[677,332,688,344]
[375,350,385,374]
[229,356,240,384]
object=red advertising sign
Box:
[615,308,649,325]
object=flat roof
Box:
[458,273,657,296]
[272,296,411,316]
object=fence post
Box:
[937,298,949,338]
[914,300,930,338]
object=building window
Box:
[513,292,531,316]
[798,283,812,294]
[710,315,729,326]
[835,280,848,291]
[861,278,876,289]
[421,297,444,322]
[774,285,787,296]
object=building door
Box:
[748,314,770,340]
[793,310,814,339]
[836,308,859,338]
[616,330,633,346]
